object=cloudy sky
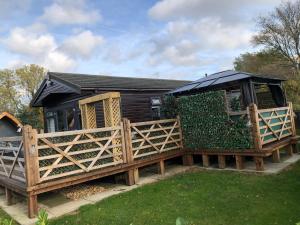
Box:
[0,0,286,81]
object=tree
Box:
[253,0,300,72]
[0,64,46,128]
[234,49,294,78]
[15,64,46,102]
[234,50,300,109]
[0,69,20,113]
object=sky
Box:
[0,0,287,81]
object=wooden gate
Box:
[128,118,183,159]
[0,136,25,183]
[257,103,295,145]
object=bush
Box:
[177,91,253,150]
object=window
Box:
[151,97,162,120]
[45,106,77,132]
[226,90,243,112]
[46,112,56,133]
[255,84,277,109]
[66,108,75,130]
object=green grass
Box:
[0,208,16,225]
[49,162,300,225]
[1,162,300,225]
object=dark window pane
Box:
[66,108,75,130]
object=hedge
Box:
[177,91,253,150]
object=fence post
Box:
[177,116,193,166]
[289,102,296,136]
[23,125,39,218]
[249,104,262,150]
[122,118,135,185]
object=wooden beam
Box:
[286,145,293,156]
[254,157,264,171]
[202,154,210,167]
[79,92,120,105]
[272,149,280,163]
[182,154,193,166]
[235,155,244,170]
[249,104,262,150]
[5,188,13,206]
[133,168,139,183]
[218,155,226,169]
[27,193,38,218]
[158,160,165,175]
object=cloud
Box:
[41,0,101,26]
[60,30,104,58]
[149,0,283,23]
[0,0,31,19]
[1,25,75,72]
[3,26,56,57]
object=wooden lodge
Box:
[30,72,189,132]
[0,70,298,218]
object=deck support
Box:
[235,155,244,170]
[5,188,13,206]
[254,157,264,171]
[218,155,226,169]
[182,154,193,166]
[202,154,210,167]
[158,160,165,175]
[286,145,293,156]
[126,170,135,186]
[272,149,281,163]
[28,193,38,218]
[133,168,139,184]
[292,144,298,153]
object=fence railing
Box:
[128,118,183,159]
[0,117,183,186]
[36,126,125,182]
[0,136,25,183]
[249,102,296,149]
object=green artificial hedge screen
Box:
[177,91,253,150]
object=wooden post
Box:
[249,104,262,150]
[182,154,193,166]
[5,188,13,206]
[122,118,135,186]
[292,144,298,153]
[23,125,39,218]
[254,157,264,171]
[272,149,280,163]
[235,155,244,170]
[158,160,165,175]
[202,154,210,167]
[133,168,139,183]
[176,115,184,149]
[289,102,296,136]
[218,155,226,169]
[286,145,293,156]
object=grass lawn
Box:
[49,161,300,225]
[1,162,300,225]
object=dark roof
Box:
[170,70,285,94]
[48,72,190,91]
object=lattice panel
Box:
[37,126,124,182]
[258,106,293,145]
[103,99,112,127]
[86,104,97,129]
[0,136,25,183]
[130,119,183,159]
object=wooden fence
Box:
[249,102,296,149]
[0,136,25,183]
[4,117,181,188]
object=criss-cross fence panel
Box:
[0,136,25,183]
[257,104,294,145]
[130,118,183,159]
[37,126,125,182]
